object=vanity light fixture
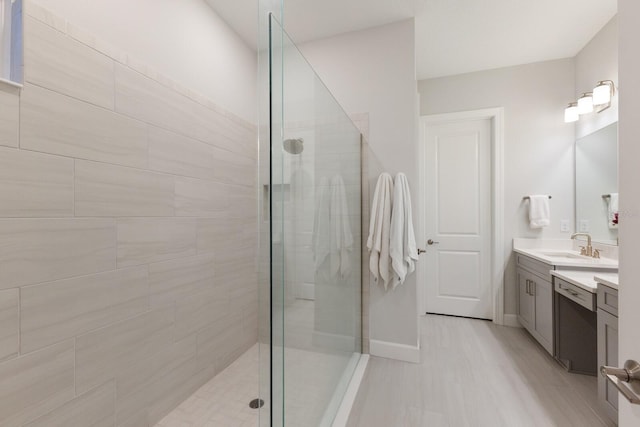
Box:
[564,102,579,123]
[593,80,616,110]
[564,80,617,123]
[577,92,594,115]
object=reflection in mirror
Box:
[0,0,22,84]
[575,122,618,244]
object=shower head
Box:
[283,138,304,154]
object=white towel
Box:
[528,195,550,229]
[312,177,331,269]
[390,173,419,290]
[367,173,393,289]
[608,193,619,229]
[329,175,353,279]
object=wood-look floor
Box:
[347,315,615,427]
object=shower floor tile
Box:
[155,339,354,427]
[156,299,357,427]
[154,344,262,427]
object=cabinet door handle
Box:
[525,279,535,296]
[531,281,536,296]
[525,279,530,295]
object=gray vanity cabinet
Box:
[597,284,618,424]
[517,270,534,330]
[533,277,554,353]
[516,254,554,355]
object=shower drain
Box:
[249,398,264,409]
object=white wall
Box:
[299,20,420,349]
[575,16,618,139]
[418,59,576,316]
[33,0,257,123]
[617,1,640,425]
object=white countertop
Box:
[513,247,619,269]
[513,238,618,267]
[551,270,599,293]
[594,273,619,290]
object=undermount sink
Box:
[535,251,588,259]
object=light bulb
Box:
[593,81,613,106]
[564,103,579,123]
[577,92,594,115]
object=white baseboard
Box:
[330,354,369,427]
[369,339,420,363]
[503,314,522,328]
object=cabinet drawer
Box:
[597,285,618,317]
[516,254,553,281]
[555,278,596,311]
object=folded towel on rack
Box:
[528,195,550,229]
[367,173,393,289]
[608,193,619,229]
[390,173,419,290]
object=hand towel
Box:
[329,175,354,279]
[608,193,619,229]
[390,173,419,290]
[528,195,550,229]
[367,173,393,289]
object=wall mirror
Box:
[575,122,618,244]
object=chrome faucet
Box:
[571,232,593,257]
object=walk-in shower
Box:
[0,1,362,426]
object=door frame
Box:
[417,107,505,325]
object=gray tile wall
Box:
[0,3,258,426]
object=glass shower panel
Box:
[268,11,286,426]
[268,15,362,426]
[257,0,285,425]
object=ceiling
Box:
[205,0,617,81]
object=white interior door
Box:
[422,116,492,319]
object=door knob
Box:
[417,248,426,255]
[601,360,640,404]
[427,239,439,245]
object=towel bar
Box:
[522,195,552,201]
